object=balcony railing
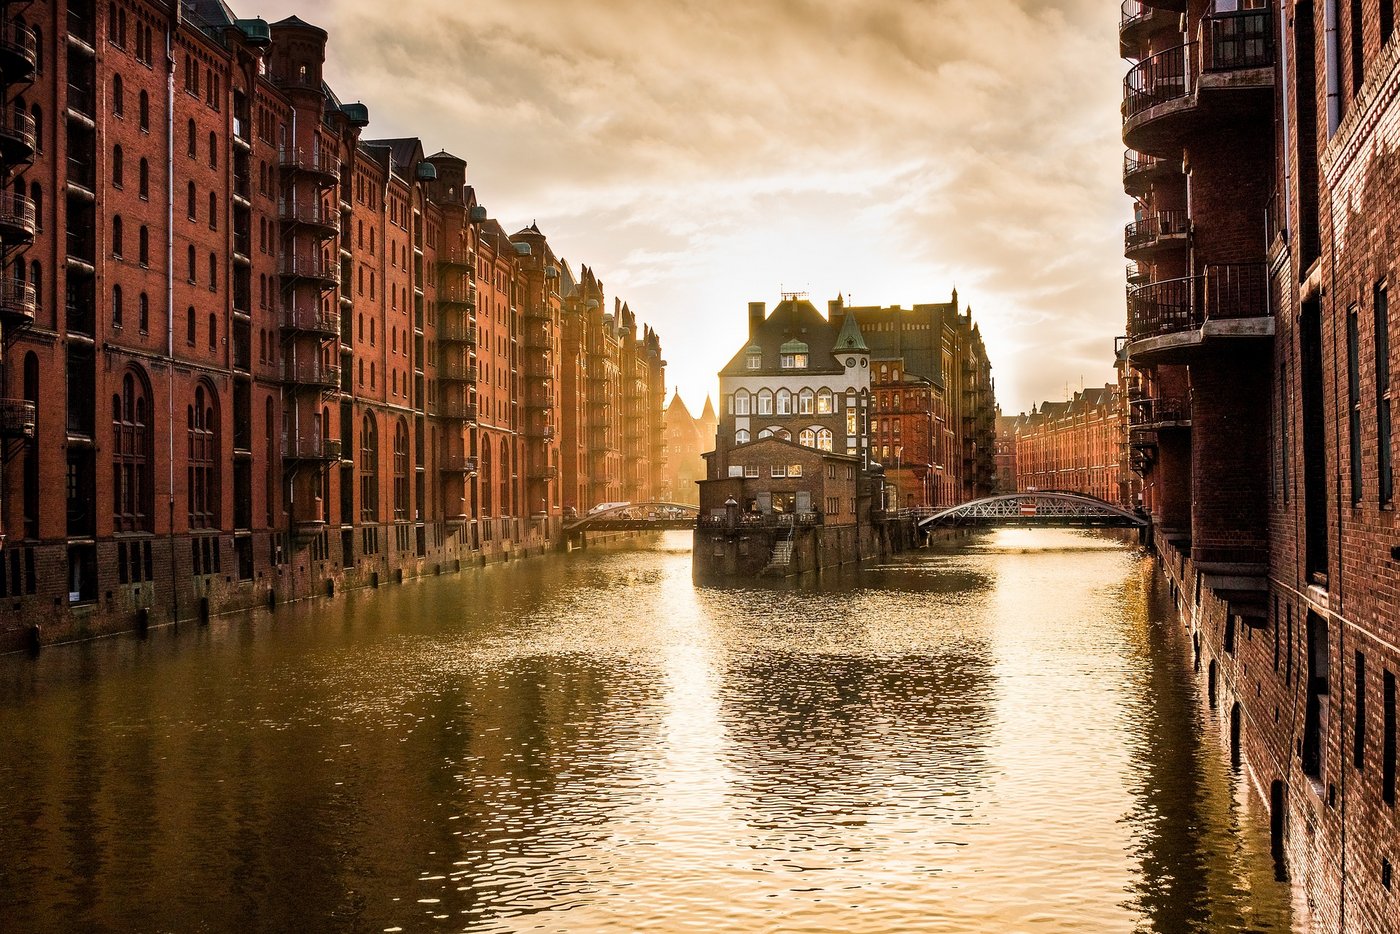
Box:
[435,398,477,422]
[529,465,559,480]
[1127,262,1270,339]
[279,255,341,285]
[439,321,477,344]
[439,359,478,382]
[277,197,340,231]
[0,276,36,325]
[441,453,478,474]
[0,108,36,164]
[439,283,476,306]
[281,434,342,461]
[0,21,38,78]
[1124,43,1191,119]
[281,302,340,335]
[0,399,36,439]
[277,146,340,181]
[0,191,35,243]
[1125,210,1189,253]
[280,358,340,389]
[1129,396,1190,429]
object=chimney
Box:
[748,302,765,337]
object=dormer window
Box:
[746,350,762,370]
[780,340,809,369]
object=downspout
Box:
[1324,0,1342,135]
[165,6,178,622]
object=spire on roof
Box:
[833,310,868,353]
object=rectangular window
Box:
[727,466,743,479]
[1302,612,1329,781]
[1385,0,1396,44]
[1356,651,1367,770]
[746,352,760,370]
[789,464,802,478]
[1377,282,1393,504]
[1348,307,1363,503]
[1385,670,1396,805]
[744,464,759,478]
[771,464,787,478]
[1301,298,1330,584]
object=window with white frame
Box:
[736,429,750,444]
[735,389,751,416]
[744,464,760,478]
[817,388,833,414]
[771,464,787,478]
[798,388,815,415]
[757,389,773,415]
[777,389,792,415]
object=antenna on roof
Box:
[781,290,808,302]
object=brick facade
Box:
[1005,385,1132,507]
[0,1,666,650]
[1121,3,1400,930]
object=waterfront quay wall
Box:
[1150,531,1398,934]
[692,517,915,579]
[0,519,562,654]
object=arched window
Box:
[499,438,510,517]
[111,145,123,187]
[208,252,217,288]
[22,352,38,536]
[817,388,834,415]
[31,26,41,75]
[757,389,773,415]
[393,419,410,522]
[138,292,148,332]
[208,131,217,168]
[113,368,152,531]
[138,158,148,198]
[775,428,791,441]
[208,191,217,229]
[187,245,196,281]
[187,383,219,528]
[111,284,122,327]
[111,215,122,256]
[734,389,750,416]
[112,75,123,116]
[816,428,833,452]
[29,183,39,231]
[480,438,493,515]
[799,428,817,448]
[139,91,149,131]
[757,428,773,440]
[798,388,815,415]
[187,118,196,157]
[139,226,149,265]
[28,259,40,314]
[186,305,195,345]
[736,429,750,444]
[776,389,792,416]
[207,312,216,349]
[29,104,40,152]
[360,414,379,521]
[187,181,196,218]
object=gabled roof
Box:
[719,299,846,377]
[667,391,694,420]
[706,434,861,462]
[364,138,424,178]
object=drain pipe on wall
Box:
[166,3,179,622]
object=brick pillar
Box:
[1189,349,1271,567]
[1155,428,1192,534]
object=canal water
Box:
[0,529,1301,933]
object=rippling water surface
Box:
[0,530,1300,933]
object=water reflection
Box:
[0,530,1298,932]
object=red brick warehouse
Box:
[0,0,668,649]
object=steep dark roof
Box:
[364,138,424,177]
[719,299,846,377]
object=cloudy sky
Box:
[254,0,1128,414]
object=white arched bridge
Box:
[563,503,701,532]
[914,492,1147,532]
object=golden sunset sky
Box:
[250,0,1127,414]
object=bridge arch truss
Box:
[915,492,1147,531]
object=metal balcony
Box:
[277,146,340,183]
[439,359,478,383]
[0,276,36,327]
[1124,209,1189,258]
[529,465,559,480]
[0,191,35,246]
[0,398,35,439]
[439,244,473,268]
[1127,262,1271,359]
[439,283,476,307]
[0,107,35,167]
[280,358,341,390]
[1128,396,1190,430]
[1122,150,1177,197]
[440,453,478,475]
[439,321,477,345]
[278,255,341,287]
[281,434,342,462]
[1119,0,1178,58]
[0,21,38,84]
[434,398,477,422]
[281,302,340,337]
[1123,11,1274,156]
[277,197,340,235]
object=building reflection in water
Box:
[0,530,1298,933]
